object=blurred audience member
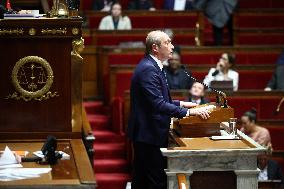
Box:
[258,153,284,185]
[265,50,284,91]
[165,51,193,89]
[187,82,210,105]
[203,52,239,91]
[93,0,115,11]
[164,0,194,10]
[99,2,132,30]
[193,0,238,45]
[128,0,156,10]
[240,109,272,148]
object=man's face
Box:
[190,82,205,97]
[111,4,121,17]
[257,154,268,170]
[156,34,174,62]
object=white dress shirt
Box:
[258,167,268,181]
[203,68,239,91]
[98,15,132,30]
[150,54,190,116]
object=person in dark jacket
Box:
[127,30,211,189]
[265,50,284,91]
[165,51,193,90]
[187,82,210,105]
[128,0,155,10]
[258,154,284,186]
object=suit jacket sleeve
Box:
[140,66,188,118]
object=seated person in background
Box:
[128,0,156,10]
[203,52,239,91]
[240,108,272,148]
[265,50,284,91]
[258,153,284,185]
[165,51,193,89]
[98,2,132,30]
[164,0,195,11]
[93,0,115,11]
[187,82,210,105]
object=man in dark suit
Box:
[127,30,211,189]
[258,154,284,185]
[165,51,193,90]
[187,82,210,105]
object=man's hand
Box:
[189,107,211,119]
[180,101,198,108]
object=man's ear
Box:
[152,44,159,54]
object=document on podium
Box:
[0,168,52,181]
[0,146,22,168]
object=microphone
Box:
[21,156,42,162]
[181,65,228,108]
[41,135,62,165]
[212,70,219,76]
[21,136,62,164]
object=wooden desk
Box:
[0,139,96,188]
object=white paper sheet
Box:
[0,168,51,181]
[0,146,18,166]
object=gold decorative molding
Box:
[72,27,79,35]
[29,28,36,36]
[71,37,85,61]
[41,28,67,35]
[0,29,24,35]
[195,22,201,46]
[5,56,59,101]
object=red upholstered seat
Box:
[108,52,279,65]
[236,33,284,45]
[267,126,284,151]
[115,72,133,97]
[238,0,284,9]
[235,14,284,29]
[182,52,279,65]
[228,98,284,120]
[130,15,198,29]
[238,71,273,89]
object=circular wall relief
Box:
[12,56,54,98]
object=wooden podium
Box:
[163,104,266,189]
[0,18,96,188]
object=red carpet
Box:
[84,101,131,189]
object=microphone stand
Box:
[181,65,228,108]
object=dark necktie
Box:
[162,68,168,86]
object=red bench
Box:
[234,11,284,29]
[238,0,284,9]
[108,65,274,101]
[106,47,282,65]
[85,10,201,29]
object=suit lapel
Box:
[147,55,171,101]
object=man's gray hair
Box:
[145,30,166,55]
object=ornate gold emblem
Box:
[6,56,59,101]
[29,28,36,36]
[41,28,67,35]
[0,28,24,35]
[71,27,79,35]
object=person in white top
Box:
[98,2,132,30]
[203,53,239,91]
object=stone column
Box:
[166,170,193,189]
[234,170,259,189]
